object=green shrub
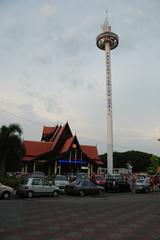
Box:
[0,176,21,189]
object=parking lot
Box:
[0,192,160,240]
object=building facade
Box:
[22,122,103,176]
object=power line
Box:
[0,107,42,127]
[0,106,140,152]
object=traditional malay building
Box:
[22,122,103,176]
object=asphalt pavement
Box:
[0,192,160,240]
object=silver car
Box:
[17,177,60,198]
[54,175,69,189]
[135,178,150,193]
[0,182,15,199]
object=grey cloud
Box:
[32,52,53,65]
[19,88,62,114]
[58,70,94,91]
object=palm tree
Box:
[0,123,25,176]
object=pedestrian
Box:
[90,172,96,184]
[130,174,136,195]
[149,175,154,192]
[127,161,133,177]
[153,175,158,192]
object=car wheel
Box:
[27,191,33,198]
[53,191,59,197]
[79,190,85,197]
[2,191,11,200]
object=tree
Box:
[99,150,153,172]
[0,123,25,176]
[147,155,160,174]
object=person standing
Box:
[153,175,158,192]
[127,161,133,177]
[90,172,96,184]
[149,175,154,192]
[130,174,136,195]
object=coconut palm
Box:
[0,123,25,176]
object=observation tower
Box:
[96,13,119,174]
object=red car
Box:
[94,174,106,187]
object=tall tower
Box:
[96,13,119,174]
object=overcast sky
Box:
[0,0,160,156]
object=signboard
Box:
[81,166,88,170]
[58,159,87,165]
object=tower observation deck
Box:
[96,14,119,174]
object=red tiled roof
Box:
[51,124,65,150]
[42,126,55,136]
[80,145,103,165]
[60,137,74,154]
[23,140,53,161]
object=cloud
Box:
[0,0,160,156]
[19,88,62,115]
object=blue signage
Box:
[58,159,88,165]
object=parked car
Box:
[135,178,150,193]
[106,174,123,180]
[0,182,15,199]
[94,174,106,187]
[68,172,88,182]
[136,173,149,180]
[105,178,130,192]
[65,179,105,196]
[53,175,69,189]
[16,172,32,179]
[17,177,60,198]
[30,171,46,178]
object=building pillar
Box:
[33,161,36,172]
[48,165,51,177]
[90,164,93,175]
[54,161,57,175]
[25,163,28,173]
[58,164,61,174]
[21,166,25,172]
[87,163,90,177]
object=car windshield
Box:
[55,175,67,181]
[31,172,45,177]
[95,175,105,180]
[107,174,122,180]
[76,174,87,179]
[136,179,144,183]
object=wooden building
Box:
[22,122,103,176]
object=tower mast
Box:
[96,13,119,174]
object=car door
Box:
[42,179,52,195]
[31,178,43,195]
[88,181,98,195]
[80,181,92,195]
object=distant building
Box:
[22,122,103,176]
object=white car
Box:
[135,178,150,193]
[0,182,15,199]
[54,175,69,189]
[17,177,60,198]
